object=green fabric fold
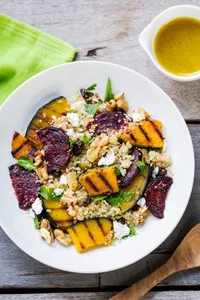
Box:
[0,14,76,105]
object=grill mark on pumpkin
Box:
[84,222,96,243]
[138,124,151,141]
[72,228,85,249]
[13,132,19,140]
[130,132,137,142]
[11,140,29,157]
[97,219,106,236]
[85,177,99,192]
[150,121,163,140]
[98,173,113,191]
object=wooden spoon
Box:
[110,224,200,300]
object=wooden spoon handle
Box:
[110,259,176,300]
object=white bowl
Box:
[139,5,200,82]
[0,61,195,273]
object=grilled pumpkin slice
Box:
[26,96,70,148]
[43,199,73,230]
[120,166,150,213]
[11,131,37,160]
[120,120,164,148]
[79,166,119,196]
[67,218,113,253]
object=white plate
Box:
[0,61,195,273]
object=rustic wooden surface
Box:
[0,0,200,299]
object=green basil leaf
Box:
[34,215,41,229]
[88,135,98,145]
[129,225,136,236]
[40,186,63,201]
[123,189,136,202]
[137,160,147,174]
[81,133,89,144]
[84,103,100,115]
[17,156,36,171]
[104,77,114,102]
[115,167,121,176]
[87,83,97,91]
[92,195,107,202]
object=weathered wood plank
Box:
[1,291,200,300]
[0,0,199,119]
[0,125,199,289]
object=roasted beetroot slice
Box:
[37,127,70,172]
[119,148,142,188]
[93,111,126,134]
[9,164,40,210]
[145,176,173,219]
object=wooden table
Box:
[1,0,200,299]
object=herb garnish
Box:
[115,167,121,176]
[92,195,107,202]
[88,135,98,145]
[129,225,136,236]
[106,189,136,207]
[40,186,63,201]
[67,109,79,113]
[84,102,100,115]
[87,83,97,92]
[104,78,114,102]
[17,156,36,171]
[34,215,41,229]
[81,133,89,144]
[137,161,147,174]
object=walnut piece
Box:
[54,229,72,246]
[39,219,54,244]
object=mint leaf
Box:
[129,225,136,236]
[106,192,123,207]
[18,156,36,171]
[40,186,63,201]
[84,103,100,115]
[123,189,135,202]
[34,215,40,229]
[87,83,97,91]
[104,78,114,102]
[115,167,121,176]
[69,139,75,148]
[137,161,147,174]
[81,133,89,144]
[92,195,107,202]
[88,135,98,145]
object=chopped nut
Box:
[66,172,78,191]
[34,154,43,167]
[60,190,77,206]
[86,134,109,162]
[116,93,128,111]
[39,219,54,244]
[114,92,124,100]
[54,229,72,246]
[138,108,151,120]
[106,99,117,111]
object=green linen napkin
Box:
[0,14,76,105]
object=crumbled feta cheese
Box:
[54,188,64,196]
[71,100,85,113]
[137,197,146,207]
[66,128,76,137]
[32,197,43,215]
[113,221,130,239]
[29,208,35,219]
[66,112,79,127]
[98,149,116,166]
[60,174,67,185]
[152,166,159,178]
[128,110,145,123]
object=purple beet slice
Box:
[145,176,173,219]
[9,164,40,210]
[93,111,126,134]
[119,148,142,188]
[37,127,70,172]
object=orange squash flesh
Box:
[120,120,164,148]
[79,166,119,196]
[11,131,36,160]
[67,218,113,253]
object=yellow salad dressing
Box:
[154,17,200,75]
